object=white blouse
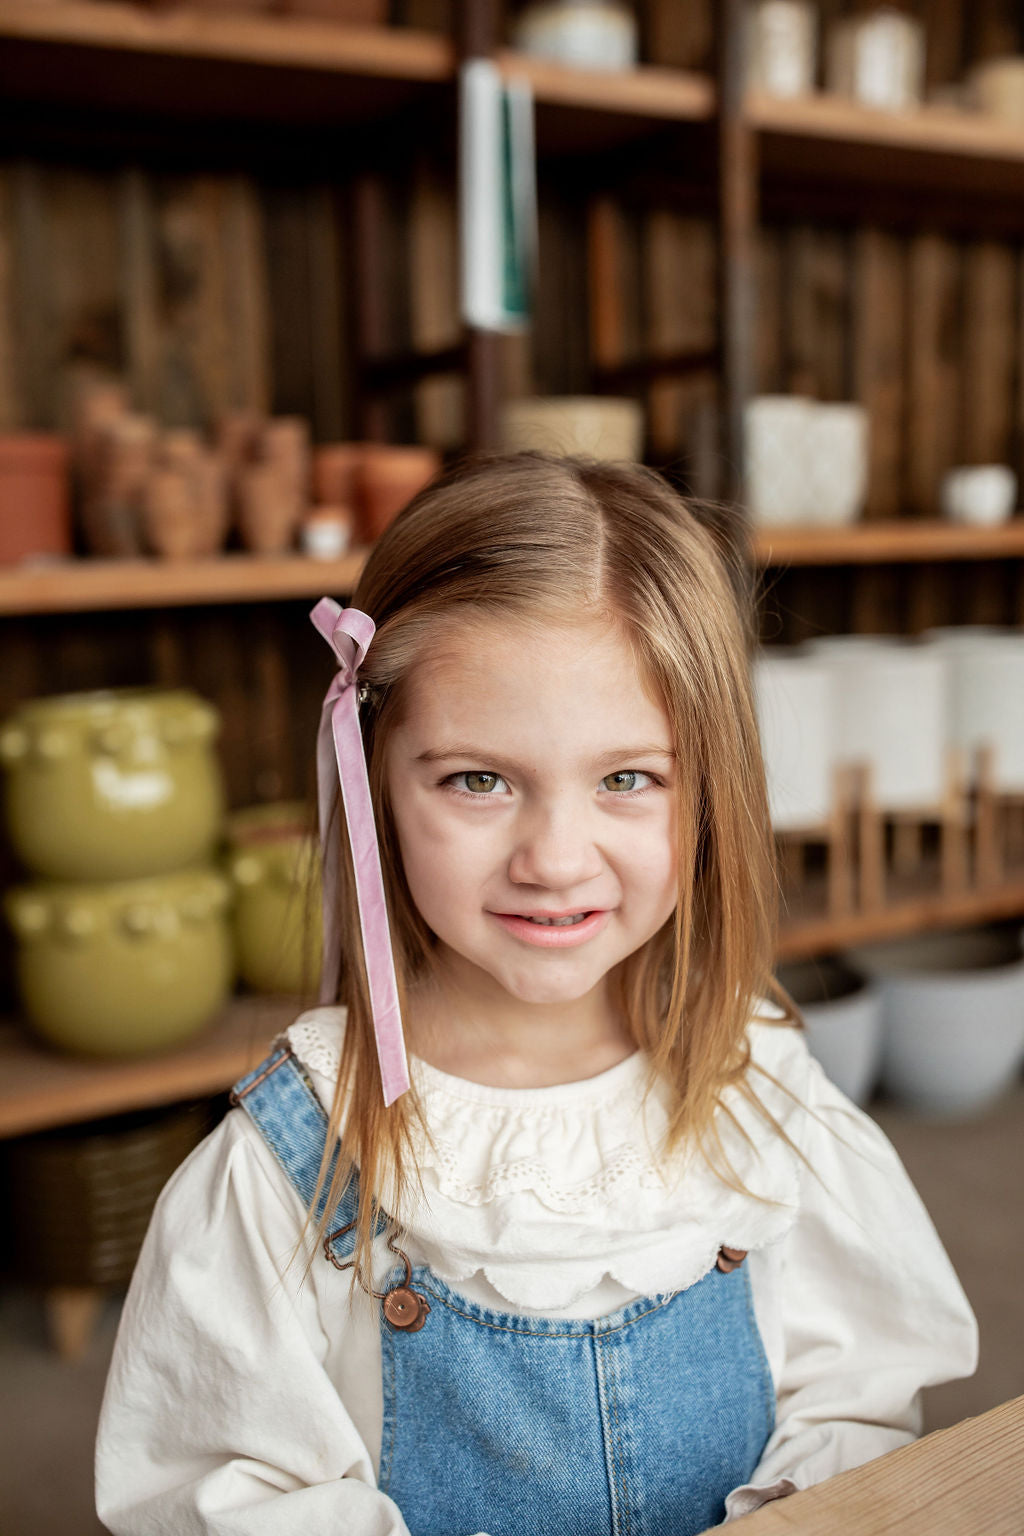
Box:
[95,1007,978,1534]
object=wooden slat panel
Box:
[961,239,1016,467]
[852,227,906,520]
[644,209,716,464]
[0,167,20,430]
[906,232,961,516]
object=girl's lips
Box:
[489,909,612,948]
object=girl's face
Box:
[384,613,679,1016]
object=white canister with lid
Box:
[746,0,818,99]
[826,7,926,112]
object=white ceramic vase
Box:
[923,629,1024,794]
[746,0,818,99]
[804,403,870,526]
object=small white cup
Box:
[940,465,1017,527]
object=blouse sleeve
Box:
[724,1055,979,1521]
[95,1109,418,1536]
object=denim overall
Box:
[232,1047,775,1536]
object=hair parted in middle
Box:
[313,451,791,1285]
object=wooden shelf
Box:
[0,551,369,616]
[752,90,1024,209]
[753,519,1024,567]
[0,0,452,124]
[0,996,293,1139]
[777,879,1024,962]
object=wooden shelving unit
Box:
[0,1,1021,1134]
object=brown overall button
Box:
[716,1247,748,1274]
[383,1286,430,1331]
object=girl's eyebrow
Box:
[415,744,676,769]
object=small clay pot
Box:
[357,444,440,541]
[0,435,72,565]
[313,442,362,509]
[81,414,156,557]
[238,463,302,555]
[261,417,311,499]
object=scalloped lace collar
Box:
[285,1008,806,1310]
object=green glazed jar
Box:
[4,868,234,1057]
[227,802,322,996]
[0,688,224,881]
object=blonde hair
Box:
[314,452,791,1284]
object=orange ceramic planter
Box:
[0,434,71,565]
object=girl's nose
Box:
[507,802,604,892]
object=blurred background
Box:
[1,0,1023,1529]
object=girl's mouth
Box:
[489,909,611,948]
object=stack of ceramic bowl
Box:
[1,688,233,1057]
[226,802,322,997]
[849,927,1024,1117]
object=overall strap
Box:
[231,1046,384,1265]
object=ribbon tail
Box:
[330,690,411,1106]
[315,692,345,1010]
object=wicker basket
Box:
[5,1099,215,1288]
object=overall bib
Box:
[233,1048,775,1536]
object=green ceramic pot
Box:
[0,688,224,881]
[227,802,322,996]
[4,868,234,1057]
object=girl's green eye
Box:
[463,772,501,794]
[603,771,640,793]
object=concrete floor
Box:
[2,1084,1022,1535]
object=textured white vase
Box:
[745,396,814,525]
[851,927,1024,1117]
[776,957,883,1105]
[804,403,870,526]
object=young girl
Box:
[96,453,976,1535]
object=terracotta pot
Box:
[357,445,441,541]
[0,435,72,565]
[80,414,156,557]
[238,463,302,555]
[143,438,230,559]
[5,868,234,1058]
[313,442,363,509]
[0,687,224,881]
[227,802,322,996]
[260,417,311,500]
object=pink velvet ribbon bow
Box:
[310,597,410,1106]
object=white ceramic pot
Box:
[512,1,637,71]
[940,465,1017,527]
[754,649,834,831]
[501,396,644,461]
[804,403,870,526]
[850,927,1024,1117]
[745,396,814,525]
[776,957,882,1105]
[806,638,946,811]
[746,0,817,99]
[923,629,1024,793]
[826,8,925,111]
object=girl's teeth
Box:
[526,914,587,926]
